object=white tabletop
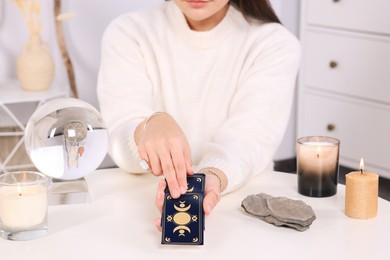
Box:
[1,168,389,260]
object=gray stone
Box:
[261,215,310,232]
[264,194,316,226]
[241,193,316,231]
[241,194,271,217]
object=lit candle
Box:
[0,184,47,228]
[345,158,379,219]
[297,136,340,197]
[0,171,50,241]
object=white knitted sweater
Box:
[97,1,300,193]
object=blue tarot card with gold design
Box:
[161,193,204,245]
[164,173,205,194]
[186,173,205,193]
[161,173,205,245]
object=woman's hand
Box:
[135,112,194,199]
[154,172,222,231]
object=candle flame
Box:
[17,184,22,196]
[316,146,321,158]
[359,158,365,175]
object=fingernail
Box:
[139,159,149,170]
[180,186,187,194]
[172,189,180,198]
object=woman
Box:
[97,0,300,224]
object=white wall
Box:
[0,0,300,161]
[271,0,300,160]
[0,0,163,107]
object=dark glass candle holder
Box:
[297,136,340,197]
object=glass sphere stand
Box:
[49,177,90,205]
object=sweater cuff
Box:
[126,119,144,163]
[196,156,242,194]
[107,118,145,173]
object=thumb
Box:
[203,190,220,215]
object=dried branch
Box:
[54,0,78,98]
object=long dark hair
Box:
[230,0,281,24]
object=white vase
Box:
[17,33,55,91]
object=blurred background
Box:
[0,0,299,169]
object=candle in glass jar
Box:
[0,171,50,241]
[345,158,378,219]
[297,136,340,197]
[0,184,47,228]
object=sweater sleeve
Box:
[97,16,153,173]
[196,26,301,193]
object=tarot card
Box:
[161,193,204,245]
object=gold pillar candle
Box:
[345,159,379,219]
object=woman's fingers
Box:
[203,189,221,215]
[203,172,222,215]
[170,147,188,194]
[154,172,223,232]
[155,179,165,232]
[154,216,162,231]
[183,144,194,175]
[146,145,190,199]
[149,140,190,198]
[137,113,196,199]
[157,148,180,198]
[137,147,150,171]
[155,179,166,213]
[148,152,162,176]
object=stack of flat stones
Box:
[241,193,316,231]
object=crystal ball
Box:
[24,98,108,180]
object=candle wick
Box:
[18,193,22,197]
[360,169,363,175]
[316,153,319,158]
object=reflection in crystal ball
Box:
[24,98,108,180]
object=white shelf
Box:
[0,79,69,173]
[0,79,69,104]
